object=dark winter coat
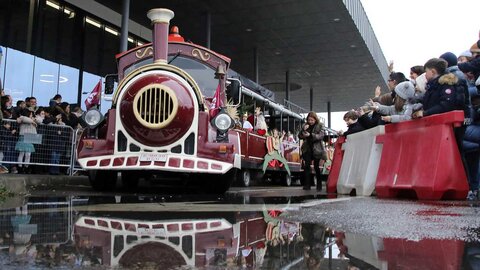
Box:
[423,73,465,116]
[299,122,326,160]
[343,121,365,137]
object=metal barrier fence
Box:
[0,119,77,176]
[0,197,73,250]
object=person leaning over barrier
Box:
[368,81,419,123]
[299,111,326,191]
[340,111,365,137]
[362,72,409,129]
[413,58,465,118]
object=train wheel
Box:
[88,170,117,191]
[283,173,292,187]
[238,169,251,187]
[121,171,140,189]
[202,169,236,194]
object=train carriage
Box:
[76,8,310,193]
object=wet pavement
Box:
[0,183,479,269]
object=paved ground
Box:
[0,173,479,269]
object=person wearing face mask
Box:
[299,111,326,191]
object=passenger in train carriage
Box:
[241,113,253,131]
[340,111,365,137]
[369,81,419,123]
[254,107,268,136]
[299,112,326,190]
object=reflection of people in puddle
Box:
[213,248,227,266]
[301,223,326,269]
[9,204,37,261]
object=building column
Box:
[327,101,332,128]
[206,12,211,49]
[285,70,290,101]
[309,86,313,111]
[119,0,130,52]
[26,0,37,54]
[253,47,258,83]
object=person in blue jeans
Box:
[460,54,480,200]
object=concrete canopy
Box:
[93,0,389,112]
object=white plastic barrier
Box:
[337,125,385,195]
[344,233,387,270]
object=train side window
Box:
[226,79,241,105]
[104,74,118,95]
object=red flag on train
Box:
[209,82,223,118]
[85,79,101,110]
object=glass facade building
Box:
[0,0,146,112]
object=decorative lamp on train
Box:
[211,64,234,142]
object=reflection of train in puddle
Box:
[73,210,302,268]
[1,197,478,269]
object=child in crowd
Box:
[369,81,417,123]
[413,58,464,118]
[341,111,364,137]
[15,108,37,174]
[0,121,17,174]
[48,112,66,175]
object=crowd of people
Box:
[0,93,86,175]
[339,38,480,200]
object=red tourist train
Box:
[76,8,324,192]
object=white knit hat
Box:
[394,81,415,100]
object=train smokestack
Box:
[147,8,174,63]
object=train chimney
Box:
[147,8,174,63]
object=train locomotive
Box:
[77,8,306,193]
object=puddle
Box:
[0,194,477,269]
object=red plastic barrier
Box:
[327,136,346,194]
[378,238,464,270]
[375,111,469,200]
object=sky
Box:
[360,0,480,75]
[326,0,480,132]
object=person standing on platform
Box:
[15,108,37,174]
[299,111,325,191]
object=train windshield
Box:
[168,55,218,98]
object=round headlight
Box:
[214,113,232,132]
[84,109,103,128]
